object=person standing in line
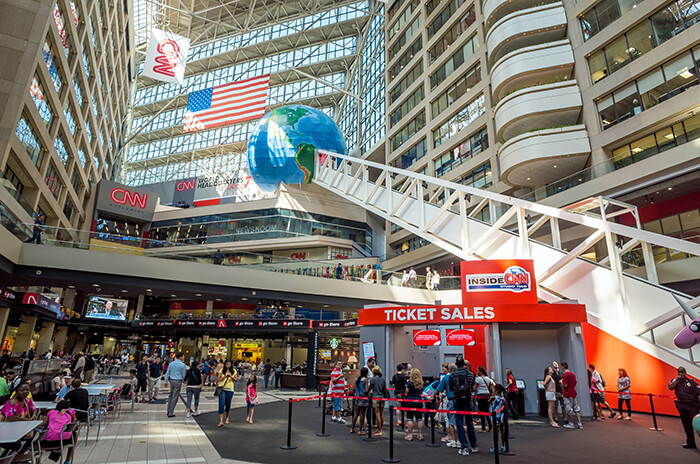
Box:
[489,384,507,454]
[350,367,370,434]
[148,355,164,401]
[588,367,601,419]
[425,267,433,290]
[391,364,408,428]
[504,368,519,419]
[436,363,458,446]
[408,268,417,288]
[450,357,478,455]
[163,353,186,418]
[245,374,258,423]
[263,359,272,388]
[216,360,238,427]
[589,364,616,418]
[404,368,424,441]
[544,367,559,428]
[668,366,700,449]
[24,213,46,244]
[185,361,203,419]
[330,361,347,424]
[274,363,282,388]
[365,358,376,379]
[369,366,389,436]
[561,362,583,429]
[401,271,409,287]
[616,368,632,421]
[474,366,494,432]
[551,361,566,425]
[135,355,150,403]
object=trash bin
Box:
[537,380,548,417]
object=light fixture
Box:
[241,297,248,301]
[146,289,152,292]
[216,298,222,301]
[323,304,330,308]
[170,294,176,297]
[667,187,672,191]
[68,285,75,289]
[92,283,100,287]
[553,165,557,168]
[121,289,128,293]
[195,293,202,297]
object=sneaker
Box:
[563,423,575,429]
[458,448,470,456]
[186,412,191,418]
[471,447,478,454]
[194,410,201,416]
[616,415,623,420]
[610,412,616,419]
[447,441,460,448]
[577,422,583,429]
[331,417,338,422]
[337,418,346,424]
[500,446,507,453]
[625,416,631,421]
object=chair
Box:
[0,452,16,464]
[41,421,79,464]
[13,428,47,464]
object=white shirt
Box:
[431,273,440,284]
[475,375,493,395]
[401,274,409,283]
[408,270,416,279]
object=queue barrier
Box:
[594,389,676,432]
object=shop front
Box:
[359,259,592,416]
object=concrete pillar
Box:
[53,326,68,353]
[205,301,213,316]
[61,289,76,310]
[202,335,210,358]
[12,316,37,356]
[35,321,55,355]
[0,307,10,345]
[136,295,145,315]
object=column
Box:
[12,316,37,357]
[201,335,210,359]
[136,295,145,316]
[53,326,68,353]
[35,321,55,355]
[61,288,76,310]
[0,307,10,346]
[205,301,213,316]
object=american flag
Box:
[53,5,69,50]
[183,75,270,132]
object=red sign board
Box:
[110,188,149,209]
[358,304,586,325]
[461,259,538,305]
[446,329,475,346]
[413,330,441,346]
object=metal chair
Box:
[0,452,17,464]
[41,421,79,464]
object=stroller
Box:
[325,384,354,417]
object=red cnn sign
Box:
[153,39,180,77]
[446,329,476,346]
[110,188,148,209]
[461,259,538,305]
[413,329,441,346]
[176,179,196,191]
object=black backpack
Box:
[450,369,469,400]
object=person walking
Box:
[135,355,150,403]
[148,355,164,401]
[404,368,424,441]
[425,267,433,290]
[561,362,583,429]
[185,360,203,418]
[164,353,186,418]
[401,271,409,287]
[263,359,272,388]
[217,360,238,427]
[544,366,559,427]
[350,367,370,434]
[668,366,700,449]
[408,268,417,288]
[24,213,46,244]
[73,352,85,382]
[616,368,632,421]
[431,271,440,291]
[245,374,259,423]
[505,368,519,419]
[450,357,478,455]
[551,361,566,425]
[589,364,616,418]
[369,366,389,436]
[330,361,347,424]
[474,366,494,432]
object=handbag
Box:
[214,386,223,397]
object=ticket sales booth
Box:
[359,260,593,416]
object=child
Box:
[246,374,258,423]
[489,384,507,454]
[41,400,76,463]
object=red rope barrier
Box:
[289,395,323,403]
[394,405,505,417]
[595,389,676,400]
[328,394,429,403]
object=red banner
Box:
[446,329,475,346]
[358,303,586,325]
[461,259,538,305]
[413,329,441,346]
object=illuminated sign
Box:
[329,337,340,349]
[110,188,149,209]
[461,260,538,305]
[446,329,475,346]
[464,266,531,293]
[96,180,158,221]
[413,329,441,346]
[235,343,259,348]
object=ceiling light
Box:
[216,298,222,302]
[68,285,75,289]
[92,283,100,287]
[121,290,128,293]
[323,304,330,308]
[195,293,202,297]
[553,165,557,168]
[667,187,672,191]
[146,289,152,292]
[170,294,176,297]
[241,298,248,301]
[526,177,531,181]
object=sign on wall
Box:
[171,169,264,206]
[446,329,476,346]
[142,29,190,85]
[461,259,538,305]
[413,329,441,346]
[96,180,159,221]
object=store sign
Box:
[313,319,358,329]
[413,329,441,346]
[359,304,586,325]
[171,170,263,206]
[446,329,476,346]
[235,343,259,348]
[329,337,340,349]
[96,179,158,221]
[20,292,62,317]
[0,288,17,303]
[461,260,538,305]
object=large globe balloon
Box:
[247,105,346,192]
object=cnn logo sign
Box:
[110,188,148,209]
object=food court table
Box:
[0,421,43,443]
[32,401,57,411]
[85,385,115,395]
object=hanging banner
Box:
[142,28,190,85]
[461,259,538,305]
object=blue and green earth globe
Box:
[247,105,346,192]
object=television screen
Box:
[86,296,128,321]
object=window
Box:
[433,126,488,176]
[71,169,84,198]
[54,134,71,166]
[457,162,492,189]
[433,94,485,147]
[29,74,53,128]
[45,162,64,200]
[15,114,44,168]
[390,110,425,151]
[82,48,91,79]
[76,143,87,168]
[389,60,423,104]
[430,34,478,90]
[390,85,424,127]
[390,138,427,169]
[388,16,420,61]
[63,196,76,222]
[53,3,71,59]
[427,0,467,39]
[605,36,631,75]
[73,77,84,107]
[429,6,476,64]
[637,68,666,109]
[663,52,699,97]
[42,39,62,92]
[651,3,684,45]
[388,0,420,39]
[431,63,480,117]
[64,101,77,135]
[388,37,422,81]
[85,119,93,143]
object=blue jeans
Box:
[218,390,233,414]
[186,387,201,410]
[264,374,270,387]
[455,398,477,450]
[333,397,342,411]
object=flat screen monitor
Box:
[86,296,128,321]
[516,379,526,390]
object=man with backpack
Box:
[390,364,408,427]
[449,356,478,455]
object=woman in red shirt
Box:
[505,369,519,419]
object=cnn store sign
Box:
[96,179,158,221]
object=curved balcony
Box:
[494,80,583,142]
[486,2,567,65]
[484,0,559,33]
[499,125,591,187]
[490,40,574,102]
